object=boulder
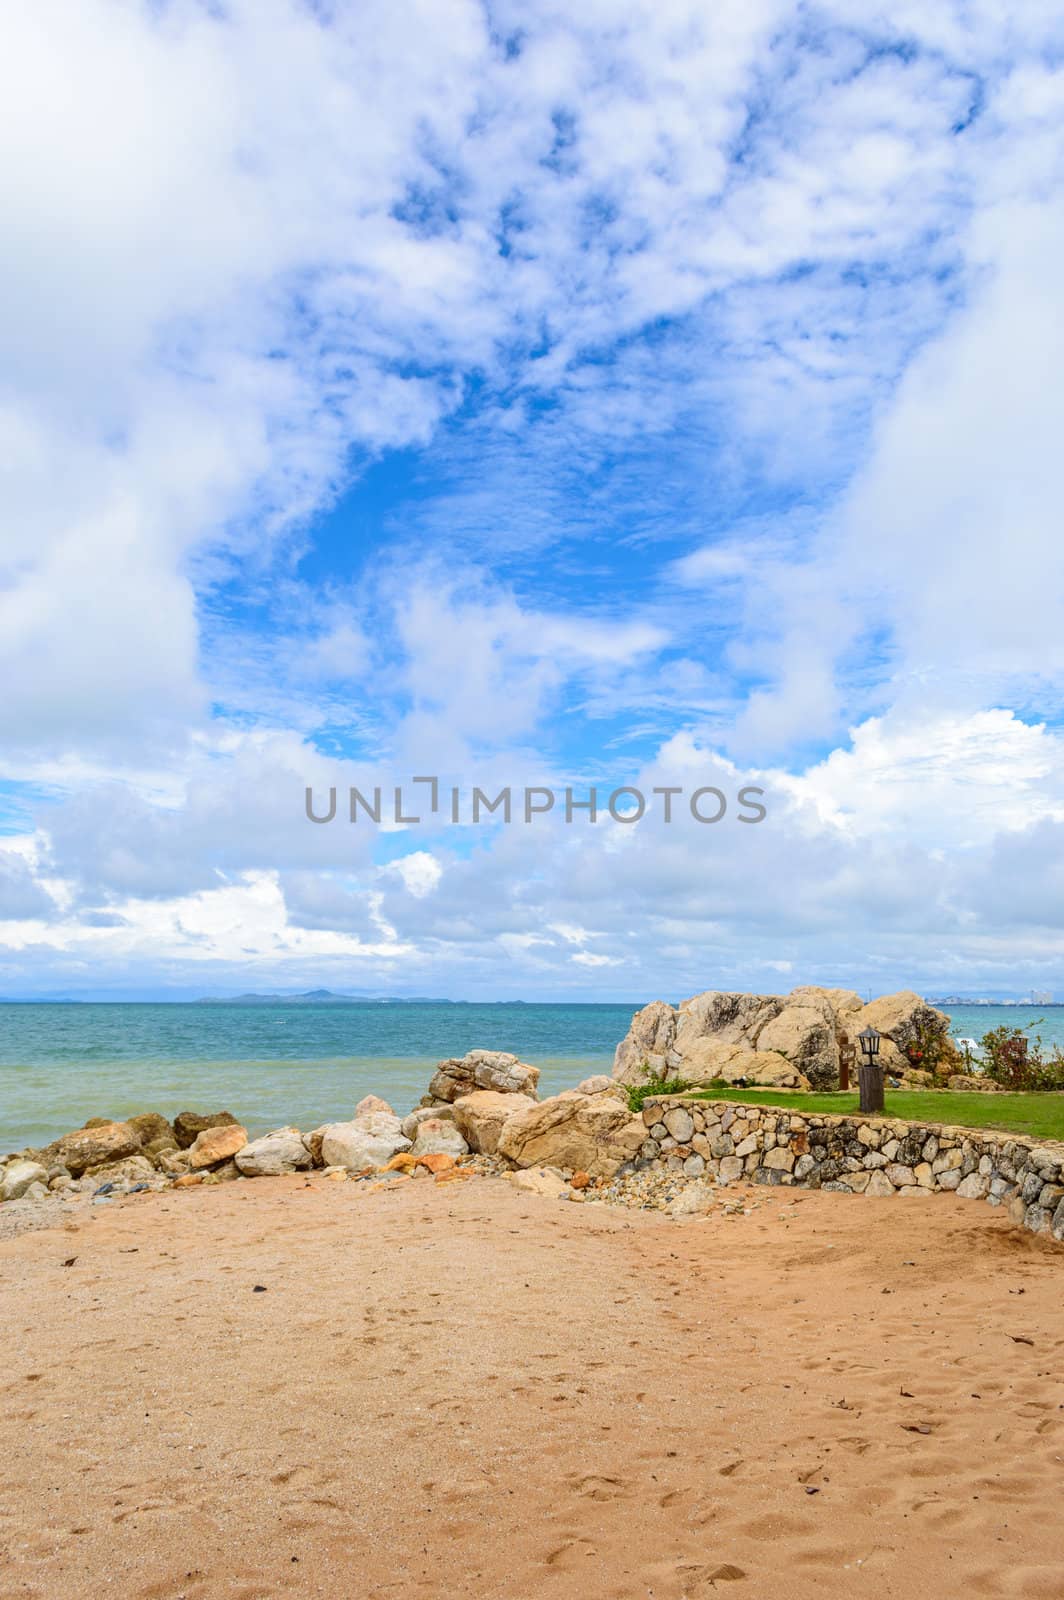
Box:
[84,1155,158,1186]
[506,1167,570,1199]
[612,999,678,1081]
[497,1092,645,1179]
[612,984,949,1092]
[850,992,953,1076]
[1,1159,48,1202]
[451,1090,535,1155]
[576,1074,621,1095]
[155,1148,192,1176]
[753,999,838,1090]
[235,1128,313,1176]
[319,1121,410,1172]
[127,1112,174,1148]
[947,1073,1001,1092]
[427,1049,540,1103]
[49,1121,142,1177]
[354,1095,395,1119]
[408,1118,469,1159]
[188,1123,248,1170]
[667,1180,716,1217]
[401,1104,458,1140]
[173,1110,240,1150]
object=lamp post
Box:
[857,1025,884,1114]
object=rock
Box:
[497,1092,645,1179]
[667,1180,716,1216]
[575,1075,619,1095]
[947,1073,1001,1091]
[155,1148,192,1175]
[127,1112,174,1147]
[886,1164,916,1187]
[427,1050,540,1103]
[663,1106,695,1143]
[612,999,678,1082]
[865,1170,896,1197]
[612,984,948,1091]
[409,1119,470,1159]
[570,1171,592,1189]
[506,1167,569,1199]
[850,991,953,1076]
[172,1172,205,1188]
[451,1090,533,1155]
[188,1123,248,1170]
[753,998,839,1090]
[49,1121,142,1177]
[683,1153,706,1177]
[956,1173,990,1199]
[415,1152,457,1175]
[354,1095,395,1119]
[236,1128,313,1176]
[85,1155,157,1186]
[0,1159,48,1202]
[400,1104,458,1141]
[762,1147,795,1172]
[319,1120,410,1172]
[173,1111,240,1151]
[717,1156,744,1184]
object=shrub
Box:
[904,1022,962,1085]
[625,1075,694,1114]
[979,1021,1064,1092]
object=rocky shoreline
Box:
[4,985,1063,1248]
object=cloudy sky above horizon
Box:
[3,0,1064,1000]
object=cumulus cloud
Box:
[3,2,1064,995]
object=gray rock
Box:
[0,1160,49,1202]
[235,1129,313,1176]
[663,1107,695,1144]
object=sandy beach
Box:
[2,1175,1062,1599]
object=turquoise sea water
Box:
[0,1001,635,1151]
[3,1000,1062,1154]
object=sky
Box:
[2,0,1064,1001]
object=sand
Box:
[1,1174,1062,1599]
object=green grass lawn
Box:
[681,1088,1064,1142]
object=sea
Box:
[3,999,1063,1154]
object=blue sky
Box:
[2,0,1064,999]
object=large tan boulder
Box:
[851,992,953,1075]
[754,999,838,1089]
[611,984,947,1092]
[427,1050,540,1103]
[188,1123,248,1170]
[674,991,783,1052]
[451,1090,534,1155]
[677,1040,810,1089]
[49,1121,142,1177]
[612,1000,678,1081]
[173,1110,240,1150]
[497,1092,645,1178]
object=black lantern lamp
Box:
[857,1025,884,1113]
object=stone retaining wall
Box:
[638,1096,1064,1242]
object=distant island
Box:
[195,989,457,1005]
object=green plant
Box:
[625,1075,694,1114]
[979,1020,1064,1091]
[903,1022,961,1084]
